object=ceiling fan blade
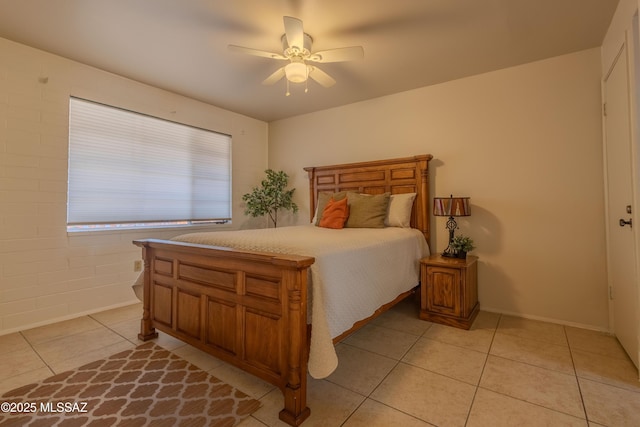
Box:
[262,67,286,85]
[283,16,304,49]
[309,46,364,63]
[308,66,336,88]
[228,45,286,60]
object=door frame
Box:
[601,27,640,370]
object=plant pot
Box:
[456,251,467,259]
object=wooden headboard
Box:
[304,154,433,243]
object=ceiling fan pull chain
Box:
[286,79,291,96]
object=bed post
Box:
[306,166,317,222]
[279,263,311,425]
[417,155,431,244]
[135,242,158,341]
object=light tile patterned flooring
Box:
[1,299,639,426]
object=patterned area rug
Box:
[0,342,261,427]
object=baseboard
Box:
[0,299,141,337]
[481,306,612,334]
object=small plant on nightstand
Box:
[450,235,475,259]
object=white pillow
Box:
[385,193,416,227]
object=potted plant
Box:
[450,235,475,259]
[242,169,298,228]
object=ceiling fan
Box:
[228,16,364,95]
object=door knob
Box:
[619,218,633,227]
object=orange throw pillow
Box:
[319,197,350,229]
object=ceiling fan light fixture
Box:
[284,62,308,83]
[230,16,362,92]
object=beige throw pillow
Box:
[345,192,391,228]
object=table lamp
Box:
[433,195,471,257]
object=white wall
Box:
[269,48,609,330]
[0,35,611,334]
[0,37,269,334]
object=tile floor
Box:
[1,299,639,426]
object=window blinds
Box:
[67,97,232,226]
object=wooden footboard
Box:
[134,239,315,426]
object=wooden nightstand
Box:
[420,254,479,329]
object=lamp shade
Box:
[433,196,470,217]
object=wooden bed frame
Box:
[135,154,432,425]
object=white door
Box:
[603,42,639,369]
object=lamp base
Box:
[440,217,458,258]
[441,245,456,258]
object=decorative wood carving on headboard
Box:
[304,154,433,244]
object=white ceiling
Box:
[0,0,618,122]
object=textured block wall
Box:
[0,38,268,334]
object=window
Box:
[67,97,231,231]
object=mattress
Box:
[135,224,429,378]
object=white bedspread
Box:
[135,225,429,378]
